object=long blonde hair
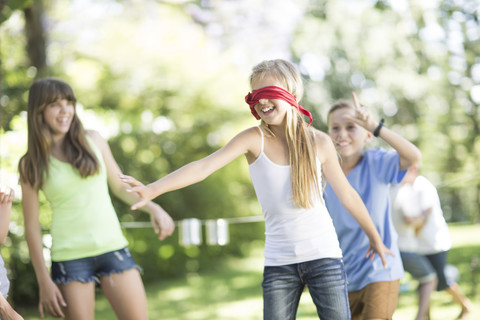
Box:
[18,78,99,189]
[250,59,320,208]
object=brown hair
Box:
[250,59,320,208]
[327,99,354,126]
[18,78,99,189]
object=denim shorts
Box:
[425,251,451,291]
[400,251,437,284]
[51,247,141,285]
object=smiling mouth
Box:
[57,117,70,125]
[261,106,275,113]
[336,141,349,147]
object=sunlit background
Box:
[1,0,479,318]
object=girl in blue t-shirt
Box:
[323,94,421,320]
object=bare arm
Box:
[120,127,259,210]
[0,292,24,320]
[20,182,66,318]
[0,186,14,245]
[88,130,175,240]
[349,93,422,170]
[317,131,393,267]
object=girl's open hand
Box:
[119,174,153,210]
[365,239,394,269]
[0,185,14,206]
[344,92,378,133]
[150,206,175,240]
[38,278,67,318]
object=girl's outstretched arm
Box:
[317,130,393,268]
[121,127,260,211]
[347,93,422,170]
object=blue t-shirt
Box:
[324,148,406,291]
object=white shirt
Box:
[391,183,421,252]
[414,176,451,254]
[391,176,451,254]
[248,127,342,266]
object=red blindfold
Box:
[244,86,313,125]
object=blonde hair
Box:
[18,78,99,189]
[250,59,320,208]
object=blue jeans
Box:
[262,258,351,320]
[51,247,141,284]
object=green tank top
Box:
[42,135,128,261]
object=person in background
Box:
[0,185,24,320]
[390,168,437,320]
[393,165,473,319]
[324,94,422,320]
[120,59,392,319]
[18,78,175,319]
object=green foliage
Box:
[0,0,32,23]
[295,0,480,223]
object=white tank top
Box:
[248,127,342,266]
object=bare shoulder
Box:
[233,126,262,160]
[311,128,336,162]
[239,126,261,137]
[85,130,108,149]
[232,126,261,145]
[312,128,334,149]
[85,129,102,140]
[312,128,330,142]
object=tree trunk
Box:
[0,0,8,15]
[24,0,47,78]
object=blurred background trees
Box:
[0,0,479,306]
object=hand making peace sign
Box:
[343,92,381,133]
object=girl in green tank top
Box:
[18,78,175,319]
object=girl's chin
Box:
[336,149,352,157]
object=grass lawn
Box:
[17,224,480,319]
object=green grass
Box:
[16,224,480,319]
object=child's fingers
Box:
[351,92,360,108]
[0,186,13,204]
[38,303,44,318]
[380,253,387,268]
[119,174,142,186]
[365,246,375,259]
[7,188,14,202]
[385,247,395,257]
[151,219,160,235]
[158,215,175,240]
[125,185,141,193]
[131,199,148,211]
